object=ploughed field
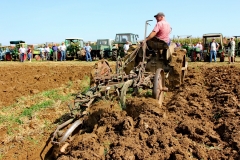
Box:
[0,61,239,160]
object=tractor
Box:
[202,33,225,62]
[65,38,85,60]
[51,20,188,156]
[176,35,194,58]
[112,33,139,60]
[90,39,113,60]
[9,40,27,61]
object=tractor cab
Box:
[202,33,225,62]
[112,33,139,60]
[114,33,139,45]
[65,38,84,47]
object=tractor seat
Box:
[147,38,169,51]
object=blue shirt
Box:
[52,46,58,52]
[84,46,92,52]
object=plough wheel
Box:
[120,80,133,109]
[153,68,167,107]
[181,55,188,84]
[59,119,83,144]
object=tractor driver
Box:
[144,12,171,48]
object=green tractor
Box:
[65,38,84,60]
[112,33,139,61]
[90,39,113,60]
[176,35,193,57]
[9,40,27,61]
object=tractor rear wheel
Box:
[168,50,187,88]
[153,68,167,107]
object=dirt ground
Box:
[0,62,94,107]
[55,64,240,160]
[0,61,240,160]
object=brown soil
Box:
[54,65,240,160]
[0,62,93,107]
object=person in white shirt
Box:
[19,45,26,62]
[59,42,66,61]
[209,38,219,62]
[196,42,203,60]
[123,41,130,56]
[45,46,50,60]
[228,37,235,64]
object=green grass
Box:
[42,89,72,102]
[42,90,59,99]
[80,76,90,94]
[19,100,54,118]
[26,136,39,145]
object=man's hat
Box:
[154,12,165,17]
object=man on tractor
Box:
[144,12,171,48]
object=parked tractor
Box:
[65,38,85,60]
[112,33,139,60]
[51,20,188,156]
[176,35,193,58]
[8,40,27,61]
[90,39,113,60]
[202,33,225,62]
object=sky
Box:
[0,0,239,45]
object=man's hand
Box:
[141,40,147,47]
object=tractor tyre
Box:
[168,50,187,89]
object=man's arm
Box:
[146,31,157,41]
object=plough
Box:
[51,21,188,154]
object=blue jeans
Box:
[61,50,66,61]
[0,52,2,60]
[210,50,216,62]
[28,53,32,59]
[86,51,92,61]
[20,53,24,62]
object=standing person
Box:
[123,41,130,56]
[52,44,58,61]
[19,45,26,62]
[196,42,203,60]
[59,42,66,61]
[27,46,32,62]
[0,47,2,61]
[84,43,92,62]
[209,38,219,62]
[144,12,171,47]
[39,46,45,61]
[228,37,235,64]
[45,45,50,60]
